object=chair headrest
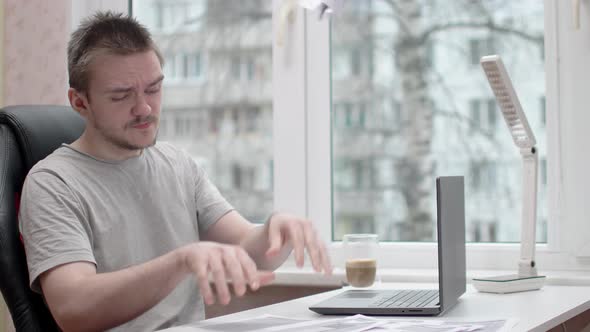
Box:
[0,105,85,170]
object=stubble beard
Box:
[95,116,159,152]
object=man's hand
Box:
[265,213,333,275]
[180,242,275,305]
[202,210,333,279]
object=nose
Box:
[132,93,151,117]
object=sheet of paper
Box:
[270,314,384,332]
[192,315,308,332]
[363,318,518,332]
[167,314,517,332]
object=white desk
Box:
[161,283,590,332]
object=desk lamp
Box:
[472,55,546,293]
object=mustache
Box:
[126,116,157,128]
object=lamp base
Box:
[472,274,546,294]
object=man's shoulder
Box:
[29,145,79,174]
[23,146,85,188]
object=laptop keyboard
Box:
[371,290,439,308]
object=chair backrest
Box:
[0,105,84,331]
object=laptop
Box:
[310,176,465,316]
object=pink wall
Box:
[2,1,69,326]
[3,0,69,106]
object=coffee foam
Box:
[345,258,377,268]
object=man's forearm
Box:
[45,248,188,332]
[240,224,292,271]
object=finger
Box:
[318,242,333,276]
[302,221,321,272]
[209,253,231,305]
[289,221,305,267]
[192,256,215,305]
[257,270,276,286]
[236,249,260,291]
[223,248,247,297]
[265,220,283,257]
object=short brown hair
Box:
[68,11,163,92]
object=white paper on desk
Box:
[364,318,518,332]
[192,314,308,332]
[189,314,380,332]
[160,314,518,332]
[270,314,384,332]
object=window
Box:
[182,53,202,79]
[232,163,255,190]
[246,59,256,81]
[469,161,497,192]
[230,56,256,81]
[144,1,205,32]
[540,158,547,186]
[540,96,546,127]
[469,38,495,65]
[469,219,498,242]
[469,98,497,134]
[332,48,350,80]
[162,53,204,81]
[350,48,362,77]
[231,56,241,79]
[333,102,368,129]
[243,107,260,133]
[158,118,167,138]
[332,46,366,79]
[163,54,176,78]
[330,1,546,243]
[133,0,273,223]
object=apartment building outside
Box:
[134,0,547,243]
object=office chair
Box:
[0,105,84,331]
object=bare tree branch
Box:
[379,0,414,36]
[421,21,543,45]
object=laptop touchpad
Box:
[339,291,380,298]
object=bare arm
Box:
[203,211,332,273]
[40,242,273,332]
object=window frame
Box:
[274,0,590,272]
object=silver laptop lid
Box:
[437,176,466,313]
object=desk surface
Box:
[162,283,590,332]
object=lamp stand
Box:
[472,147,546,293]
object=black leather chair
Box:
[0,105,84,331]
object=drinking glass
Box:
[343,233,379,288]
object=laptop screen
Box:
[437,176,466,313]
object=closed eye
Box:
[111,94,129,101]
[146,87,161,95]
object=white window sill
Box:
[272,267,590,287]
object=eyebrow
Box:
[147,75,165,88]
[106,75,165,94]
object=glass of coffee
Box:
[343,234,378,288]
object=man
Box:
[19,11,332,332]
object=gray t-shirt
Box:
[19,142,233,331]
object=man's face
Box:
[82,50,163,152]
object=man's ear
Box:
[68,88,90,118]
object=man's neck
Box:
[71,132,143,162]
